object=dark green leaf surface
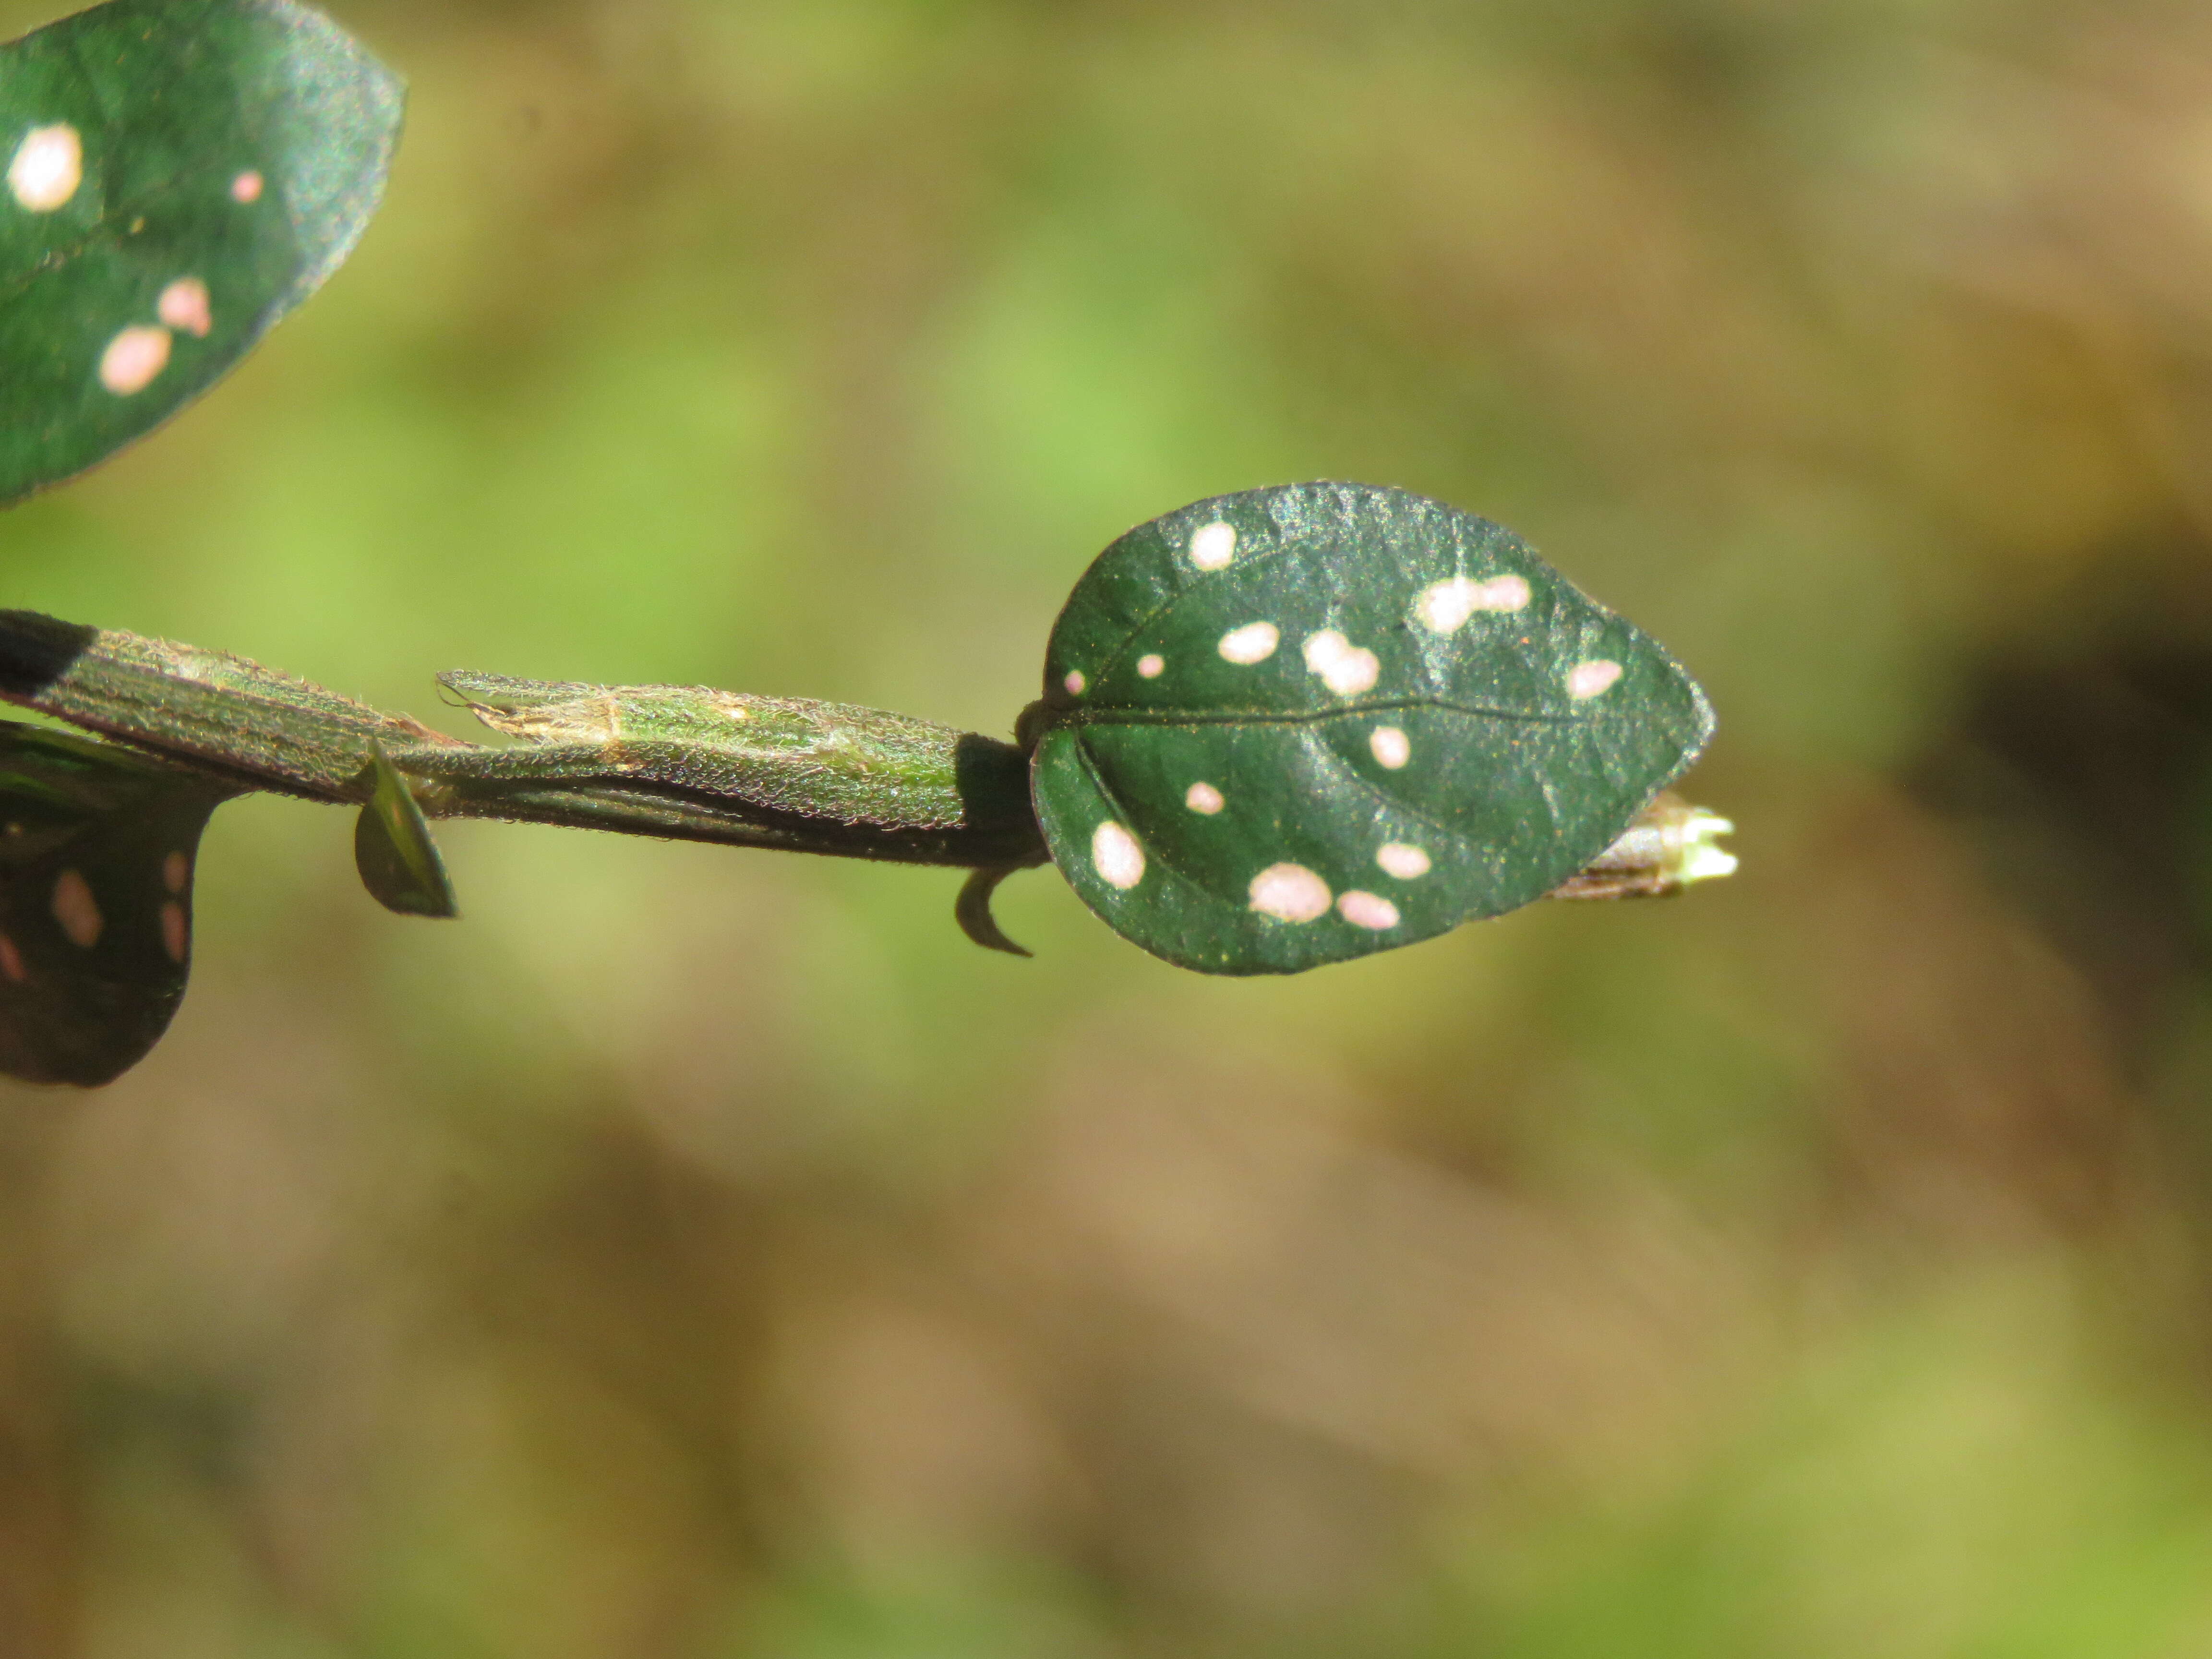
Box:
[0,0,402,504]
[1031,482,1716,974]
[0,720,238,1085]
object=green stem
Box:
[0,608,1723,896]
[0,608,461,799]
[0,609,1050,869]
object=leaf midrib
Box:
[1046,695,1580,732]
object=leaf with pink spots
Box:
[0,719,238,1085]
[1028,483,1716,973]
[0,0,401,504]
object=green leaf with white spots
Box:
[1029,482,1716,974]
[0,720,239,1086]
[0,0,402,504]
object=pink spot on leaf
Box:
[1091,820,1145,890]
[1567,659,1623,700]
[1376,842,1431,880]
[1248,863,1332,923]
[1218,622,1280,665]
[52,869,101,948]
[161,901,188,964]
[8,124,81,211]
[157,277,211,337]
[99,325,170,395]
[1301,629,1380,696]
[1415,575,1530,632]
[1337,890,1400,930]
[1190,522,1237,570]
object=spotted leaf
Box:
[0,0,402,505]
[1030,482,1716,974]
[0,721,239,1086]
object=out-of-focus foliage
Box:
[7,0,2212,1653]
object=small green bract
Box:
[1028,482,1716,974]
[0,0,402,505]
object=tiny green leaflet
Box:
[354,738,457,919]
[1026,482,1716,974]
[0,721,239,1086]
[0,0,402,505]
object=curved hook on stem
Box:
[955,865,1032,958]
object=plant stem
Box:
[0,608,1726,892]
[0,608,462,799]
[0,609,1050,868]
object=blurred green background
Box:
[9,0,2212,1653]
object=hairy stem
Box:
[0,608,461,799]
[0,608,1723,891]
[0,609,1050,868]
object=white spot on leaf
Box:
[1301,629,1381,696]
[163,850,190,893]
[52,869,101,948]
[1337,890,1400,930]
[1567,659,1623,699]
[1369,725,1411,769]
[1376,842,1431,879]
[161,901,187,964]
[157,276,212,337]
[1092,820,1145,890]
[1185,781,1225,815]
[1063,670,1086,696]
[1415,574,1530,633]
[99,325,170,395]
[230,169,263,203]
[1249,863,1331,923]
[1190,521,1237,570]
[8,124,80,211]
[1137,653,1165,678]
[1218,622,1280,665]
